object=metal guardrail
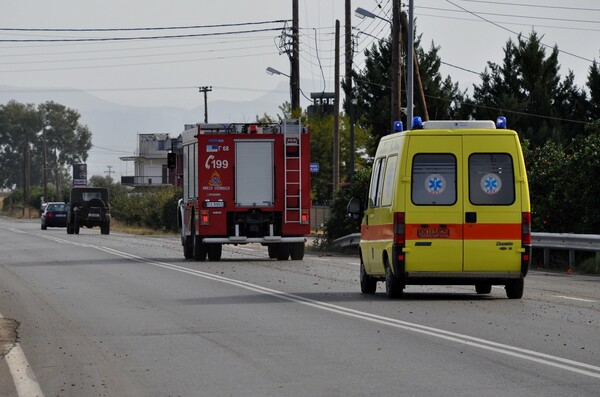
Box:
[332,232,600,270]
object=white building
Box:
[120,133,175,187]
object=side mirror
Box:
[347,197,363,220]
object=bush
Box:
[324,168,371,241]
[111,187,181,232]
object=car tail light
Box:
[394,212,405,245]
[522,212,531,245]
[46,212,54,218]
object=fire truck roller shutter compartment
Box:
[235,140,274,207]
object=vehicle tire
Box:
[184,236,194,259]
[276,244,290,260]
[268,245,277,259]
[505,278,524,299]
[475,283,492,294]
[289,242,304,260]
[385,262,404,299]
[207,244,222,261]
[101,224,110,235]
[41,222,47,230]
[193,235,207,261]
[360,261,377,294]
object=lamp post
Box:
[266,67,293,107]
[355,2,402,131]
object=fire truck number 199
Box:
[205,155,229,169]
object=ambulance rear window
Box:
[411,154,457,205]
[469,153,515,205]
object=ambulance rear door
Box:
[462,134,522,272]
[404,135,463,273]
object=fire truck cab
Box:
[178,119,310,261]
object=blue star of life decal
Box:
[425,174,446,195]
[480,173,502,194]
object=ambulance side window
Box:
[381,155,398,207]
[411,154,457,205]
[369,157,386,208]
[469,153,515,205]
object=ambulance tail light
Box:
[200,210,209,225]
[521,212,531,246]
[394,212,405,245]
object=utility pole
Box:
[391,0,402,129]
[345,0,356,183]
[105,165,115,179]
[291,0,300,113]
[42,127,48,202]
[23,128,31,208]
[333,20,340,201]
[198,86,212,123]
[400,10,429,122]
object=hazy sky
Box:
[1,0,599,178]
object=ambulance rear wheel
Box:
[193,236,207,261]
[475,283,492,294]
[276,244,290,260]
[360,262,377,294]
[385,263,404,299]
[207,244,222,261]
[289,242,304,260]
[505,278,524,299]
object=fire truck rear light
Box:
[201,210,209,225]
[301,211,309,223]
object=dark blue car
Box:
[41,202,68,229]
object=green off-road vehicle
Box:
[66,187,111,235]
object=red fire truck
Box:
[177,119,311,261]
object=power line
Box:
[0,20,291,32]
[455,0,600,12]
[0,27,285,43]
[418,5,600,25]
[444,0,595,63]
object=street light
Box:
[266,66,289,78]
[355,2,402,131]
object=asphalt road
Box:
[0,216,599,397]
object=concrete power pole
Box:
[291,0,300,113]
[198,86,212,123]
[345,0,355,182]
[333,20,340,200]
[391,0,402,129]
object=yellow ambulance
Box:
[348,117,531,299]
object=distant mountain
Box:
[0,84,290,179]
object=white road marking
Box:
[91,245,600,381]
[555,295,598,303]
[0,312,45,397]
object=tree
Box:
[0,100,92,196]
[0,101,42,203]
[587,61,600,121]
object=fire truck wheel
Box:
[207,244,222,261]
[276,244,290,260]
[289,242,304,260]
[193,236,207,261]
[268,245,277,259]
[184,236,194,259]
